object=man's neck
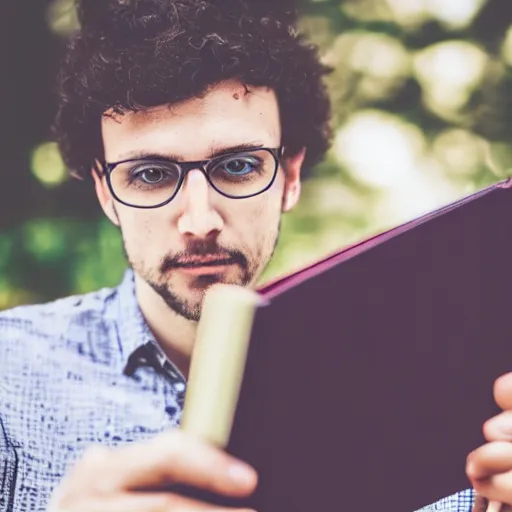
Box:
[133,274,197,379]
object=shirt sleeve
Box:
[416,489,475,512]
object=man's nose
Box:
[176,169,224,238]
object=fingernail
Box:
[227,462,256,486]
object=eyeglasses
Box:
[98,147,283,209]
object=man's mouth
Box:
[174,256,235,268]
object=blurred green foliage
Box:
[2,0,512,308]
[0,218,127,309]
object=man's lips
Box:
[173,256,235,268]
[172,257,237,276]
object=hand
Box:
[467,372,512,506]
[47,429,258,512]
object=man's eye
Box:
[131,167,174,185]
[138,168,164,183]
[221,158,258,175]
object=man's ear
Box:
[282,147,306,213]
[91,163,120,226]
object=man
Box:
[0,0,511,511]
[1,0,330,510]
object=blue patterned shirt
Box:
[0,270,475,511]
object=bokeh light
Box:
[432,129,487,178]
[31,142,68,188]
[414,41,488,116]
[385,0,485,29]
[501,25,512,66]
[427,0,486,30]
[23,219,67,262]
[46,0,79,37]
[334,110,426,188]
[375,160,467,226]
[385,0,430,27]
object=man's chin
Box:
[188,272,230,290]
[153,272,251,322]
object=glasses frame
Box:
[97,146,283,209]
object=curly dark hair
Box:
[53,0,333,179]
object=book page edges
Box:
[181,284,261,448]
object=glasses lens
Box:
[208,149,277,197]
[110,160,181,207]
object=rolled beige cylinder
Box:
[181,283,261,448]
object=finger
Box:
[495,373,512,411]
[467,442,512,481]
[58,491,257,512]
[484,412,512,442]
[75,431,257,497]
[471,494,489,512]
[471,471,512,506]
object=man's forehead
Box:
[101,81,281,161]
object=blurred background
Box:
[1,0,512,309]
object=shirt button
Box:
[165,406,177,417]
[174,382,186,393]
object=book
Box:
[181,179,512,511]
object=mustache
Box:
[160,241,248,272]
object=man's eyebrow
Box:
[115,143,266,163]
[207,143,265,159]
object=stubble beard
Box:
[122,220,281,323]
[148,268,252,322]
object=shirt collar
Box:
[112,269,186,384]
[112,269,156,370]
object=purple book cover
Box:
[190,179,512,511]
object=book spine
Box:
[181,284,261,448]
